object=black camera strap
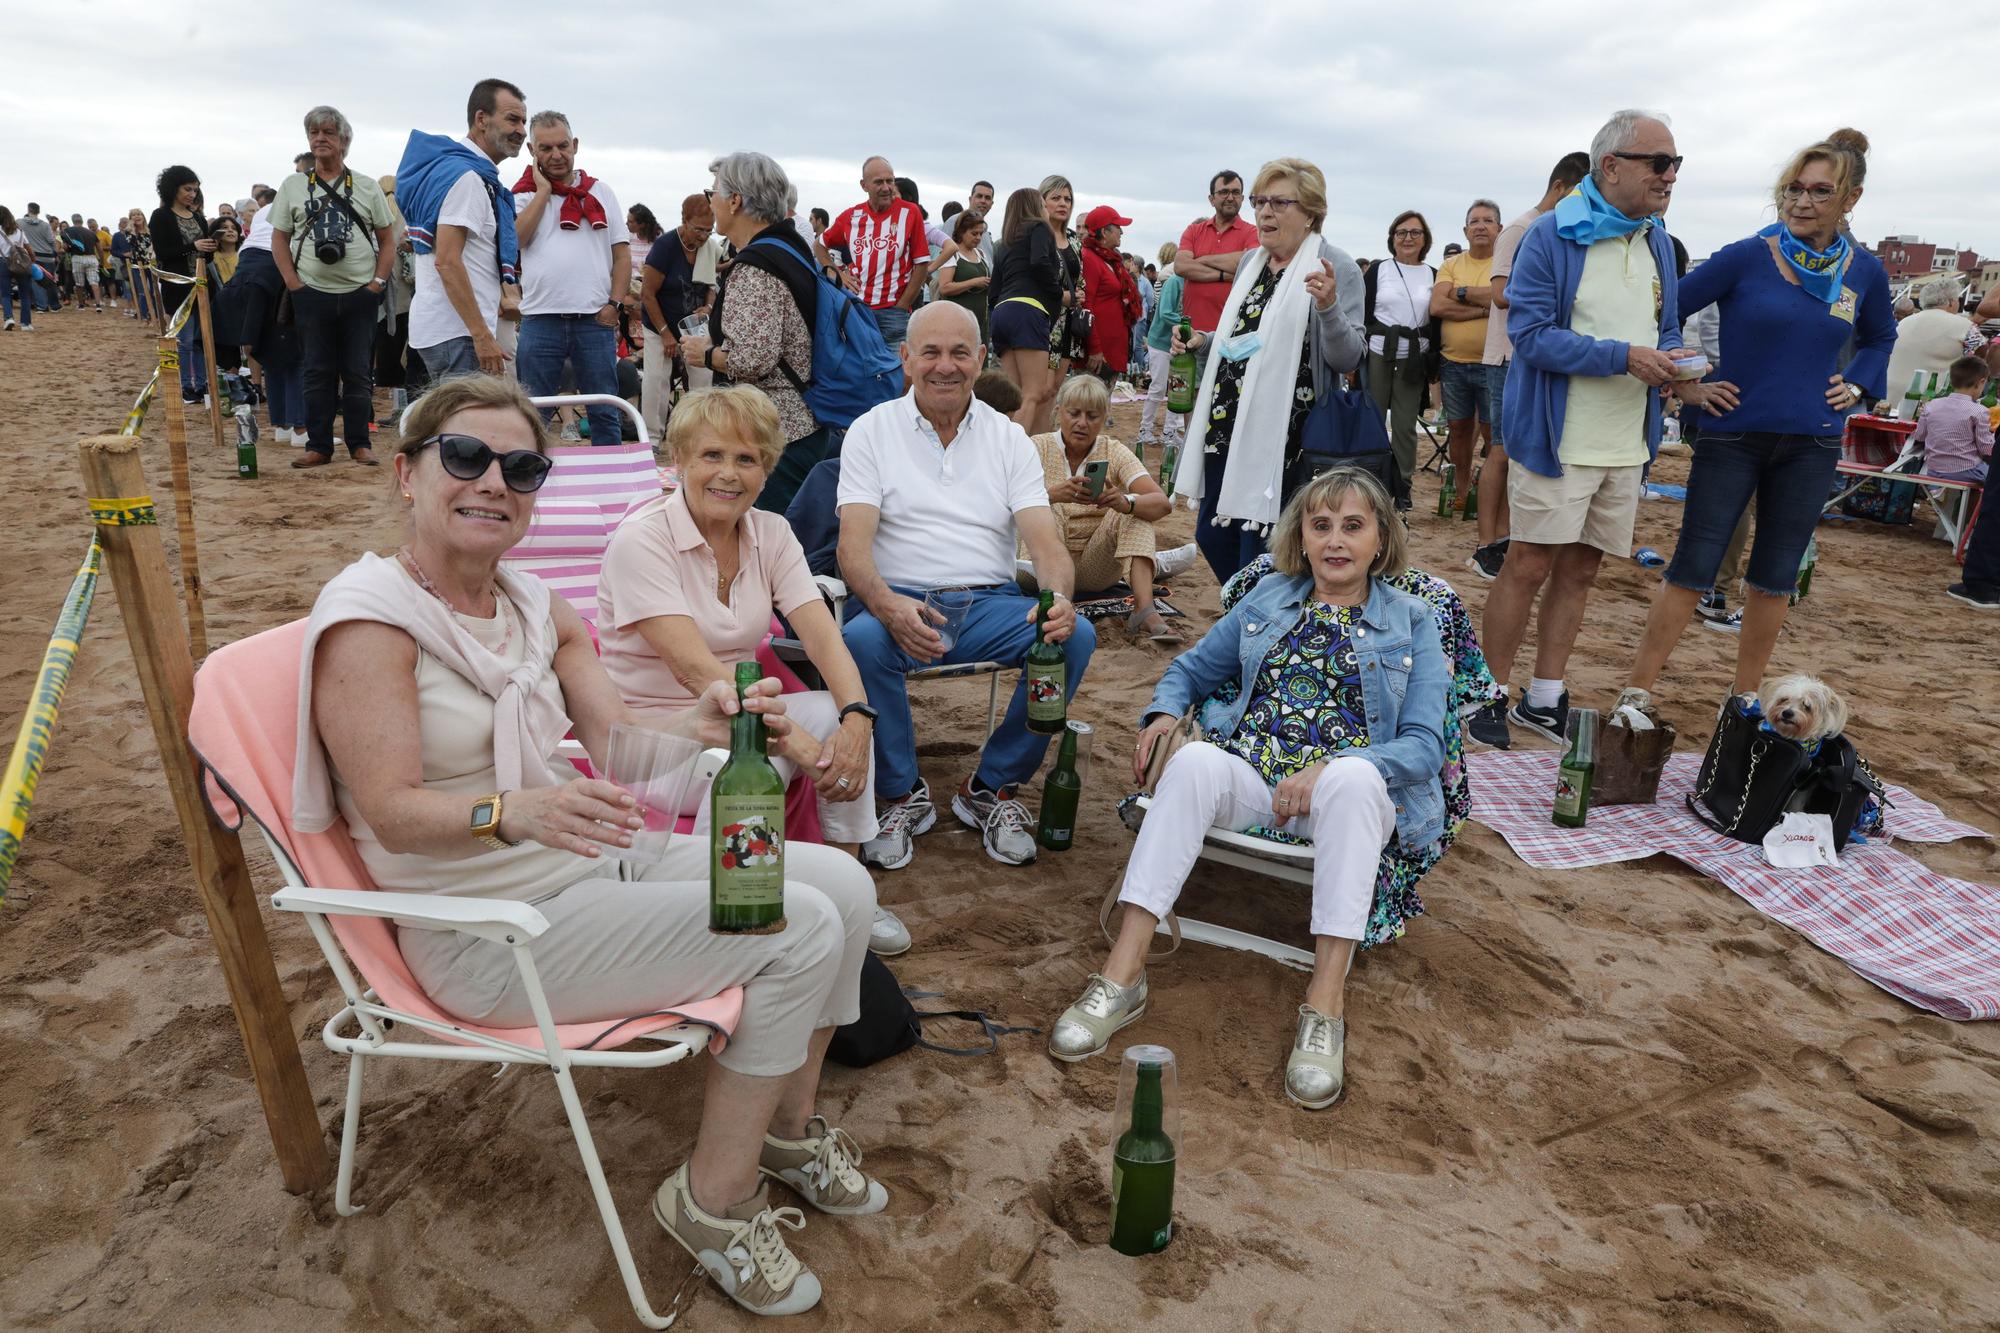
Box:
[301,171,380,257]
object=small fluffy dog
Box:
[1759,674,1848,743]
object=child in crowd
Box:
[1915,355,1993,484]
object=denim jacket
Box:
[1146,572,1449,849]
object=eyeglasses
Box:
[1781,183,1839,203]
[1248,195,1300,212]
[419,433,553,492]
[1392,228,1427,239]
[1611,151,1684,175]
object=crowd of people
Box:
[22,89,2000,1318]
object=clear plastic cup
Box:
[923,587,975,657]
[602,722,706,861]
[678,313,708,342]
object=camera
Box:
[308,199,347,266]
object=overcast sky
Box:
[5,1,1986,269]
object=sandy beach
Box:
[4,308,2000,1331]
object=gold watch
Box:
[470,792,517,851]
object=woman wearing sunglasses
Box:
[1620,128,1896,714]
[300,374,882,1318]
[1167,156,1368,583]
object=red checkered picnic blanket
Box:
[1468,750,2000,1020]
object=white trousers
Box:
[640,326,670,441]
[1118,742,1396,941]
[1137,345,1187,447]
[674,690,879,845]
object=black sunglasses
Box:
[1611,151,1684,176]
[420,433,553,492]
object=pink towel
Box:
[190,619,741,1052]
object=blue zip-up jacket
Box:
[395,131,519,285]
[1144,572,1448,850]
[1502,212,1683,478]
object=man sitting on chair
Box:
[838,301,1097,869]
[1046,468,1448,1110]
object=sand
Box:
[4,308,2000,1332]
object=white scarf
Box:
[1172,237,1319,533]
[292,551,571,833]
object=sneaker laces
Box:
[1075,973,1126,1019]
[876,785,929,836]
[797,1115,868,1197]
[1295,1005,1340,1056]
[987,792,1031,840]
[721,1205,807,1295]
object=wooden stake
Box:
[76,436,330,1195]
[148,266,165,334]
[153,338,208,658]
[193,280,227,453]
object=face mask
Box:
[1219,331,1263,362]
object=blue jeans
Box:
[3,271,31,326]
[1195,449,1268,585]
[1441,358,1490,424]
[517,314,623,445]
[842,584,1097,799]
[417,335,481,384]
[869,305,911,347]
[1486,362,1509,447]
[31,258,57,310]
[1962,493,2000,595]
[1664,430,1841,597]
[265,361,305,430]
[175,298,207,395]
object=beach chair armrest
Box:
[273,887,552,942]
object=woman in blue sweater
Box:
[1624,129,1894,704]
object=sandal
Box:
[1125,608,1184,646]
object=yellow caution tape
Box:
[88,495,157,527]
[0,538,104,900]
[121,370,162,437]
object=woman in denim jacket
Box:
[1049,468,1447,1109]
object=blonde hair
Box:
[1773,128,1870,213]
[1269,467,1405,580]
[1156,240,1178,266]
[665,385,784,472]
[396,375,550,461]
[1251,157,1328,232]
[1054,373,1109,416]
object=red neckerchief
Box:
[514,167,607,231]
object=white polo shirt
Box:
[511,174,630,316]
[410,136,510,351]
[837,393,1048,589]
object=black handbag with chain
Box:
[1688,695,1883,851]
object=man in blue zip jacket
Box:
[1471,109,1700,750]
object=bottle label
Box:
[1553,764,1589,818]
[712,796,784,905]
[1026,660,1065,723]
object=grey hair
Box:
[1917,278,1960,310]
[708,151,792,225]
[303,105,353,144]
[1893,295,1917,317]
[529,109,572,137]
[1589,109,1671,182]
[1466,198,1501,224]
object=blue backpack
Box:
[741,235,903,430]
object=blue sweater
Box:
[1676,236,1895,437]
[1501,212,1683,478]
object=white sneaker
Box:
[1153,542,1199,582]
[3,319,15,331]
[861,779,934,870]
[869,907,911,956]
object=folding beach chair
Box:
[1825,414,1986,562]
[1119,559,1492,967]
[187,619,742,1329]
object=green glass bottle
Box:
[1024,590,1066,735]
[1791,533,1818,605]
[1165,320,1196,414]
[1461,467,1479,521]
[1552,707,1598,830]
[1435,462,1455,517]
[1899,371,1924,420]
[1981,377,1998,410]
[1036,722,1083,851]
[710,661,786,934]
[1109,1060,1176,1256]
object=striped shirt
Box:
[822,199,928,309]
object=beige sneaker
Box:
[760,1116,889,1215]
[1284,1005,1345,1109]
[651,1162,821,1317]
[1048,971,1148,1062]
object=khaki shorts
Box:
[1507,462,1642,554]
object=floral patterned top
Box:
[1203,258,1316,458]
[717,262,815,443]
[1220,601,1370,782]
[1048,233,1083,362]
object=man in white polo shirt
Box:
[838,302,1096,868]
[511,110,631,445]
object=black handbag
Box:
[827,953,1042,1068]
[1688,695,1883,851]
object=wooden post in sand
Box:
[76,436,331,1196]
[152,338,208,658]
[150,268,166,335]
[193,279,227,453]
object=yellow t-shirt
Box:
[1436,252,1493,365]
[1555,233,1657,469]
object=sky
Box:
[3,1,1988,270]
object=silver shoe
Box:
[1049,972,1147,1062]
[1284,1005,1345,1109]
[868,906,911,956]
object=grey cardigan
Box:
[1303,234,1368,396]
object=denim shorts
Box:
[1440,358,1490,424]
[1664,430,1842,596]
[1486,362,1509,446]
[990,298,1052,354]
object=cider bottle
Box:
[1036,721,1083,851]
[711,661,786,933]
[1552,707,1598,829]
[1024,590,1067,735]
[1165,320,1196,414]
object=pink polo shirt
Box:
[596,490,821,719]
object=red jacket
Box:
[1080,242,1143,372]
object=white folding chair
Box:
[1123,794,1315,970]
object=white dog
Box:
[1759,674,1848,744]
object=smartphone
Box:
[1082,459,1110,498]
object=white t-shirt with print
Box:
[1369,260,1434,357]
[837,394,1049,589]
[511,175,630,315]
[410,137,510,351]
